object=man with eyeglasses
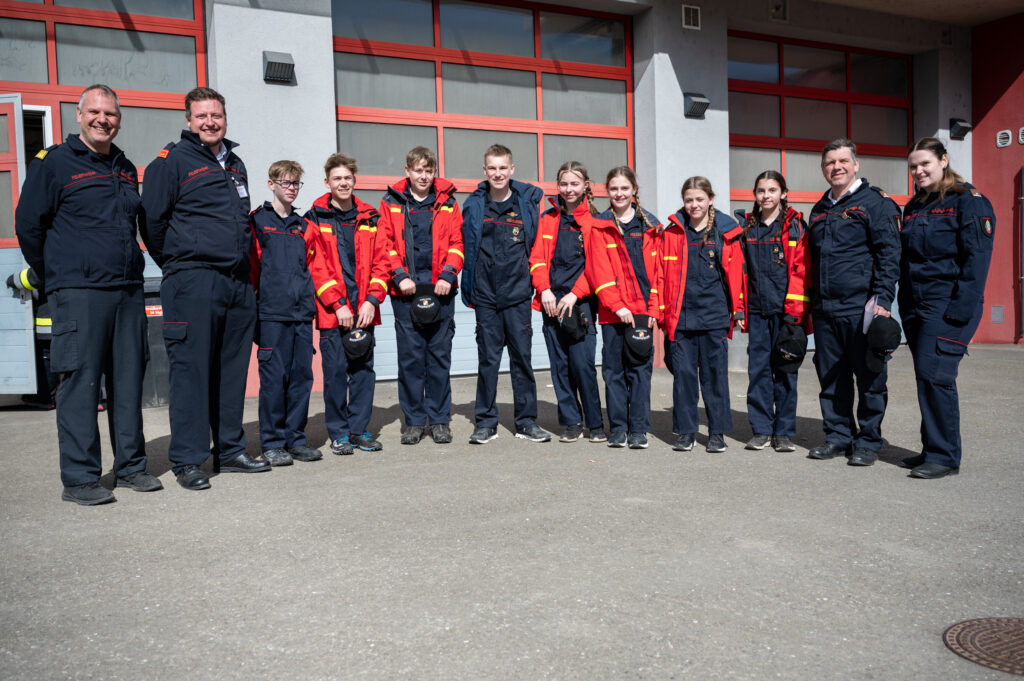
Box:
[248,161,322,466]
[15,83,159,505]
[142,86,269,491]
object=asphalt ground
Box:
[1,345,1022,680]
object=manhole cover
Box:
[944,618,1024,675]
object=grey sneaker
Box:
[771,436,796,452]
[608,431,627,448]
[331,437,354,456]
[745,434,771,450]
[263,448,294,466]
[673,433,695,451]
[62,482,115,506]
[401,425,425,445]
[627,432,649,449]
[588,428,607,443]
[469,426,498,444]
[288,444,323,462]
[515,423,551,442]
[430,423,453,444]
[706,434,728,453]
[559,424,583,442]
[351,432,383,452]
[116,471,163,492]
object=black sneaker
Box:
[588,428,607,443]
[262,448,294,466]
[559,425,583,442]
[288,444,323,462]
[61,482,115,506]
[745,434,771,450]
[706,434,728,453]
[401,425,425,445]
[430,423,453,444]
[331,437,354,455]
[771,436,796,452]
[515,423,551,442]
[627,433,649,449]
[116,471,163,492]
[352,432,383,452]
[673,433,695,451]
[607,431,627,448]
[469,426,498,444]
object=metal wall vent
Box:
[995,130,1011,148]
[682,4,701,30]
[1019,127,1024,145]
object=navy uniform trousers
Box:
[161,269,255,472]
[665,328,732,435]
[746,313,798,437]
[50,286,147,486]
[393,295,456,427]
[474,299,538,430]
[902,304,982,468]
[601,322,652,435]
[811,313,888,452]
[256,320,314,451]
[319,326,375,440]
[541,314,602,430]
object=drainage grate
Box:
[944,618,1024,675]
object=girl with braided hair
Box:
[584,166,661,449]
[657,177,745,453]
[528,161,605,443]
[738,171,811,453]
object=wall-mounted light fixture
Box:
[263,51,295,84]
[684,92,710,119]
[949,118,972,140]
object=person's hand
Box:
[874,305,891,318]
[647,315,656,328]
[556,293,578,320]
[356,300,376,328]
[336,305,354,330]
[398,278,416,296]
[615,307,635,327]
[541,289,558,317]
[434,279,451,296]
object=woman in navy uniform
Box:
[900,137,995,478]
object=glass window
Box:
[542,73,625,126]
[785,150,825,193]
[443,128,538,181]
[729,147,780,192]
[728,92,780,137]
[0,18,48,84]
[850,53,907,97]
[542,135,626,183]
[540,11,625,67]
[61,103,184,167]
[440,0,533,57]
[0,171,12,238]
[0,114,8,154]
[54,0,194,19]
[332,0,433,46]
[336,122,438,177]
[55,24,197,93]
[851,104,907,147]
[785,98,846,141]
[443,64,536,119]
[858,155,908,194]
[727,37,778,83]
[783,45,845,90]
[336,53,436,112]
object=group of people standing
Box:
[12,84,994,505]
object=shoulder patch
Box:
[157,149,169,159]
[34,149,48,160]
[982,217,993,237]
[970,188,981,198]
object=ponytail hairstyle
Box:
[680,176,716,244]
[909,137,966,201]
[605,165,657,234]
[745,170,790,241]
[556,161,598,216]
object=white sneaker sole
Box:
[469,433,498,444]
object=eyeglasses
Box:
[273,180,303,189]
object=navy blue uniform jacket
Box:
[15,134,144,293]
[808,180,901,319]
[460,179,543,308]
[141,130,251,277]
[249,201,316,322]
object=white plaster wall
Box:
[205,0,337,210]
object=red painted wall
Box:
[972,13,1024,343]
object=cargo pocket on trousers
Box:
[163,322,188,345]
[50,320,80,372]
[933,336,967,386]
[257,347,273,363]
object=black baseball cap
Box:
[341,326,373,361]
[865,316,902,373]
[773,322,807,374]
[410,282,441,328]
[623,315,654,366]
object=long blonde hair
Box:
[556,161,598,216]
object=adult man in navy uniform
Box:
[806,138,902,467]
[15,84,160,505]
[142,87,268,490]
